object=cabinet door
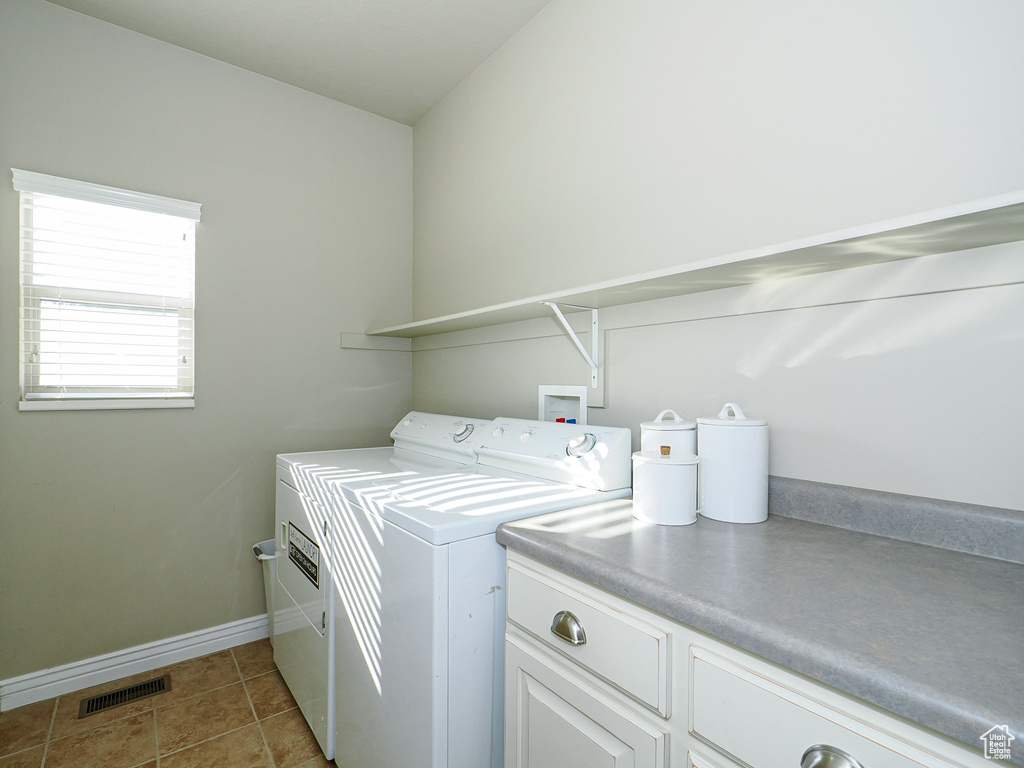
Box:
[506,634,666,768]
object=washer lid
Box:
[368,468,631,545]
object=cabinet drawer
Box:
[506,562,670,717]
[690,647,963,768]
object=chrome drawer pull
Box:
[801,744,866,768]
[550,610,587,646]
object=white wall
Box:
[411,0,1024,511]
[0,0,413,679]
[413,0,1024,318]
[412,243,1024,510]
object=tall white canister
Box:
[640,409,696,456]
[697,403,769,524]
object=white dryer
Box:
[273,412,493,759]
[332,417,633,768]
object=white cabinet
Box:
[504,551,991,768]
[504,557,670,768]
[689,647,963,768]
[505,635,667,768]
[506,561,670,716]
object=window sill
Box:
[19,398,195,412]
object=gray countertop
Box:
[497,498,1024,764]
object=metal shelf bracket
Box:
[540,301,599,388]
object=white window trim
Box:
[12,169,202,220]
[13,169,202,412]
[19,398,196,412]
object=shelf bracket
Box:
[540,301,599,388]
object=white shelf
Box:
[369,191,1024,339]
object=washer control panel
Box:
[476,418,632,491]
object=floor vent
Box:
[78,674,172,719]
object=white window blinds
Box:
[13,170,202,410]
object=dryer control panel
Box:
[391,411,494,464]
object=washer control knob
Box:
[453,424,474,443]
[519,431,533,442]
[402,419,412,426]
[566,433,597,457]
[491,427,506,438]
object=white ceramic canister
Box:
[631,450,699,526]
[640,409,697,456]
[696,403,769,524]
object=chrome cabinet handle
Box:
[801,745,866,768]
[550,610,587,645]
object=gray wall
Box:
[0,0,413,679]
[411,0,1024,511]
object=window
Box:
[13,170,201,411]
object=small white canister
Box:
[697,403,769,524]
[632,450,699,526]
[640,409,697,456]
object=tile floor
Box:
[0,640,333,768]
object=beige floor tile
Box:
[232,639,276,680]
[45,711,156,768]
[50,671,159,740]
[293,754,335,768]
[160,724,271,768]
[244,670,297,720]
[0,699,54,756]
[156,682,255,754]
[153,650,241,706]
[0,745,44,768]
[261,707,326,768]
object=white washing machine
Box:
[273,412,494,759]
[331,417,633,768]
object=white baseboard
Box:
[0,614,269,712]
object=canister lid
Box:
[696,402,768,427]
[632,450,698,466]
[640,409,696,431]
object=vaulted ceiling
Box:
[44,0,554,125]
